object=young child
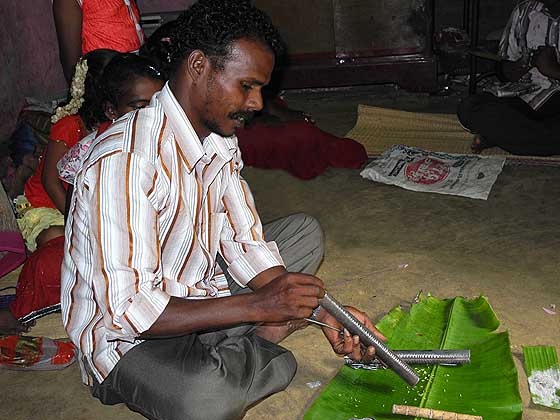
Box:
[58,53,165,187]
[18,48,118,252]
[0,53,165,335]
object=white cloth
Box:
[497,0,560,109]
[57,130,97,185]
[360,145,505,200]
[61,83,285,384]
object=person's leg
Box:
[532,92,560,120]
[91,326,297,420]
[0,311,29,335]
[262,213,324,275]
[457,93,560,156]
[9,236,64,319]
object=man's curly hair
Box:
[168,0,285,74]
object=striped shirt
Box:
[498,0,560,109]
[61,83,284,385]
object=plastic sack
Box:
[360,145,505,200]
[0,335,76,371]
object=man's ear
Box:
[104,101,118,121]
[186,50,209,83]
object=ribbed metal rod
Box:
[318,292,420,387]
[391,349,471,365]
[345,349,471,369]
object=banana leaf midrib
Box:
[416,297,456,414]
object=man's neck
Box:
[168,78,210,141]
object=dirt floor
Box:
[1,84,559,419]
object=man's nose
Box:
[246,90,263,112]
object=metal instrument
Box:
[318,292,420,387]
[345,349,471,370]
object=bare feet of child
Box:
[0,310,31,335]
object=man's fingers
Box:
[291,285,324,299]
[292,276,324,291]
[350,335,362,361]
[343,330,355,355]
[362,346,376,363]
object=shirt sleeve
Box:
[50,115,84,148]
[57,131,97,184]
[86,151,170,341]
[219,152,284,287]
[499,5,525,61]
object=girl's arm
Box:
[41,141,70,213]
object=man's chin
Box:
[214,129,236,138]
[205,121,236,138]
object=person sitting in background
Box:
[0,52,164,335]
[1,124,42,200]
[17,49,117,253]
[140,18,367,180]
[58,53,165,191]
[458,0,560,156]
[53,0,144,83]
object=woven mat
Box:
[346,104,560,165]
[0,267,67,339]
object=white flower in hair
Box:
[51,58,89,124]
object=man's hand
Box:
[318,306,386,363]
[498,59,529,82]
[534,46,560,80]
[250,272,325,323]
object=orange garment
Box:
[24,115,87,208]
[80,0,144,54]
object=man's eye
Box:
[241,83,252,91]
[130,102,148,110]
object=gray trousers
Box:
[91,213,324,420]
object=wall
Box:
[136,0,195,13]
[0,1,67,142]
[435,0,517,40]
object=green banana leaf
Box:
[523,346,560,409]
[305,295,522,420]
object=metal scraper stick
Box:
[318,291,420,387]
[345,349,471,370]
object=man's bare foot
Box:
[0,310,31,335]
[256,320,308,344]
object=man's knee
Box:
[294,213,324,247]
[457,93,498,131]
[167,351,296,420]
[292,213,325,273]
[457,95,480,130]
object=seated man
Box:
[458,0,560,156]
[61,1,383,419]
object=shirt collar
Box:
[157,82,237,172]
